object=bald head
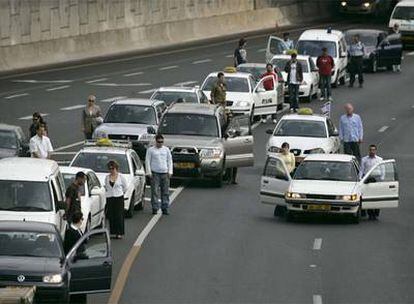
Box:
[344,103,354,115]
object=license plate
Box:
[308,204,331,211]
[174,162,195,169]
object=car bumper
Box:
[0,282,68,303]
[286,200,359,214]
[172,159,224,179]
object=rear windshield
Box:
[201,76,250,93]
[159,113,219,137]
[392,6,414,20]
[297,40,337,58]
[104,105,156,125]
[237,66,266,80]
[152,91,198,105]
[71,153,130,174]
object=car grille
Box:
[290,149,301,156]
[108,134,139,141]
[0,274,43,282]
[305,194,337,200]
[172,147,198,155]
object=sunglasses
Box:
[156,141,164,144]
[109,167,116,170]
[88,99,95,102]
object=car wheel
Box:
[286,210,295,222]
[371,58,377,73]
[135,187,145,211]
[351,207,361,224]
[339,74,346,85]
[213,172,223,188]
[125,193,135,218]
[274,205,286,217]
[386,65,393,71]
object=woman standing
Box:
[278,142,296,174]
[105,160,128,239]
[82,95,102,139]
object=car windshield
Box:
[237,66,266,80]
[297,40,337,57]
[104,105,156,125]
[0,130,18,149]
[392,6,414,20]
[0,181,52,212]
[271,58,309,73]
[345,33,378,46]
[159,113,219,137]
[202,76,250,92]
[274,120,327,138]
[71,153,130,174]
[152,91,198,105]
[294,161,358,182]
[0,231,62,258]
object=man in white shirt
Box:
[29,124,53,159]
[145,134,173,215]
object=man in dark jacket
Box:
[63,211,84,255]
[284,53,303,112]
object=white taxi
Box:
[260,154,399,223]
[266,109,340,164]
[69,140,146,218]
[201,68,283,120]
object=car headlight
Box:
[337,194,359,201]
[43,274,63,284]
[307,148,325,154]
[268,146,282,153]
[286,192,304,199]
[235,100,250,108]
[341,1,347,6]
[200,148,223,159]
[363,2,370,7]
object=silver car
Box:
[151,86,209,106]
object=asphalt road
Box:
[1,18,413,304]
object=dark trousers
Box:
[106,196,125,235]
[320,75,332,98]
[84,131,93,140]
[343,142,361,162]
[288,83,300,110]
[349,56,364,85]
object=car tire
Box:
[386,65,393,71]
[286,210,295,222]
[134,187,145,211]
[274,205,286,217]
[371,57,377,73]
[213,172,223,188]
[351,207,361,224]
[125,193,135,218]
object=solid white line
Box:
[85,78,108,83]
[19,113,49,120]
[159,65,178,71]
[173,81,198,86]
[378,126,389,133]
[123,71,143,77]
[12,80,72,83]
[60,104,85,111]
[313,238,322,250]
[46,85,70,91]
[138,89,156,94]
[407,51,414,56]
[225,54,233,58]
[257,48,266,53]
[313,295,323,304]
[391,117,396,121]
[251,121,261,130]
[54,140,84,152]
[92,83,151,87]
[4,93,29,99]
[134,186,184,247]
[100,96,127,103]
[192,59,212,64]
[309,264,317,268]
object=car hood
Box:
[94,172,132,188]
[163,135,222,149]
[290,180,359,195]
[0,211,55,224]
[0,148,18,159]
[268,136,329,153]
[0,256,63,276]
[95,123,157,136]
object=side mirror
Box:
[330,130,339,137]
[266,129,274,135]
[256,87,266,93]
[147,126,156,134]
[340,51,347,58]
[364,176,377,184]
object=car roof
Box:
[280,113,327,122]
[396,0,414,7]
[112,98,161,106]
[77,146,130,154]
[60,166,94,175]
[299,29,344,42]
[0,221,57,233]
[166,103,218,115]
[0,124,21,132]
[0,158,59,181]
[206,71,251,79]
[303,154,355,162]
[272,54,311,61]
[237,63,266,68]
[155,86,198,93]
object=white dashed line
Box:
[407,51,414,56]
[173,81,198,86]
[85,78,108,84]
[159,65,178,71]
[123,72,143,77]
[313,238,323,250]
[391,117,396,121]
[12,80,72,83]
[46,85,70,91]
[92,83,151,87]
[309,264,317,268]
[138,89,156,94]
[257,48,266,53]
[378,126,389,133]
[313,295,323,304]
[192,59,212,64]
[60,104,85,111]
[19,113,49,120]
[4,93,29,99]
[100,96,127,103]
[225,54,233,58]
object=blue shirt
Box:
[339,114,363,142]
[145,146,173,174]
[349,41,365,57]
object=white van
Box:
[0,158,67,237]
[389,0,414,47]
[296,29,348,86]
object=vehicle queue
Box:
[0,13,407,302]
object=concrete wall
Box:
[0,0,333,73]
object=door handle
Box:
[389,185,396,189]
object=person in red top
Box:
[316,47,335,101]
[260,63,278,123]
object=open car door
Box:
[360,160,399,209]
[260,156,291,206]
[253,75,278,116]
[266,36,288,63]
[67,229,112,295]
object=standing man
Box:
[283,32,294,49]
[234,38,247,67]
[339,103,363,162]
[29,124,53,159]
[210,72,227,107]
[348,35,365,88]
[146,134,173,215]
[65,171,86,223]
[284,53,303,113]
[316,47,335,101]
[359,145,383,220]
[261,63,278,123]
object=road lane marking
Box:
[4,93,29,99]
[108,186,184,304]
[19,113,49,120]
[313,295,323,304]
[159,65,178,71]
[391,117,396,121]
[123,71,143,77]
[313,238,322,250]
[407,51,414,56]
[85,78,108,83]
[226,54,233,58]
[192,59,212,64]
[12,79,72,83]
[54,141,84,152]
[310,264,317,268]
[46,85,70,91]
[92,82,151,87]
[60,104,85,111]
[100,96,127,102]
[138,88,156,94]
[378,126,389,133]
[172,81,198,86]
[257,48,266,53]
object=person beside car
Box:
[29,124,53,159]
[278,142,296,174]
[284,53,303,113]
[82,95,102,140]
[260,63,278,123]
[210,72,227,107]
[348,35,365,88]
[316,47,335,101]
[389,23,402,72]
[65,172,86,223]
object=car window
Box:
[237,66,266,80]
[201,76,250,93]
[104,105,157,125]
[387,34,402,46]
[131,151,142,170]
[391,6,414,20]
[0,130,18,149]
[81,231,109,259]
[71,152,130,174]
[366,162,397,182]
[159,113,219,137]
[297,40,337,58]
[274,120,327,138]
[294,161,358,182]
[152,91,198,105]
[326,119,335,135]
[264,157,289,180]
[309,58,317,71]
[89,172,101,188]
[248,76,256,91]
[62,173,86,196]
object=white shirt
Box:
[104,174,128,198]
[145,146,173,175]
[289,62,298,84]
[29,135,53,159]
[359,155,383,179]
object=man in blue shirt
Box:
[339,103,363,162]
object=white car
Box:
[389,0,414,48]
[151,86,210,106]
[271,54,320,102]
[260,154,399,223]
[266,111,340,164]
[201,69,283,120]
[60,166,106,233]
[69,141,146,218]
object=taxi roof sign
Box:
[223,66,237,73]
[297,108,313,115]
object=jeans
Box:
[288,83,300,110]
[343,142,361,162]
[349,56,364,85]
[151,172,170,210]
[320,75,332,98]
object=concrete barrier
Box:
[0,0,333,73]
